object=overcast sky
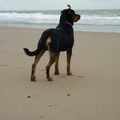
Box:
[0,0,120,10]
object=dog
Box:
[23,5,80,81]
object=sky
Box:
[0,0,120,10]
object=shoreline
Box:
[0,26,120,120]
[1,9,120,33]
[1,25,120,34]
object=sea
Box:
[0,9,120,33]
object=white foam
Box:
[0,9,120,33]
[0,12,59,24]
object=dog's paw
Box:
[31,76,36,81]
[46,76,53,81]
[54,71,60,75]
[67,71,72,75]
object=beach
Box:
[0,26,120,120]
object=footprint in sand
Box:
[0,64,7,66]
[77,76,84,78]
[39,69,45,71]
[60,76,66,78]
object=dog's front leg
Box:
[67,49,72,75]
[54,52,60,75]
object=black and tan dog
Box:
[24,5,80,81]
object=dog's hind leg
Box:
[46,53,56,81]
[67,49,72,75]
[45,37,58,81]
[54,52,60,75]
[31,48,46,81]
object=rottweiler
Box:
[24,5,80,81]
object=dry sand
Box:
[0,26,120,120]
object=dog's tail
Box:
[23,47,41,56]
[23,38,45,56]
[23,29,53,56]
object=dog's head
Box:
[60,5,81,26]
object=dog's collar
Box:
[63,21,72,26]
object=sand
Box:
[0,26,120,120]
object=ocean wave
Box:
[1,12,120,25]
[0,12,59,24]
[0,9,120,32]
[79,15,120,26]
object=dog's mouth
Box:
[73,14,81,22]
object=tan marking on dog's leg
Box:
[54,52,60,75]
[67,50,72,75]
[31,48,46,81]
[45,37,51,48]
[46,53,56,81]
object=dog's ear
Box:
[67,5,71,14]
